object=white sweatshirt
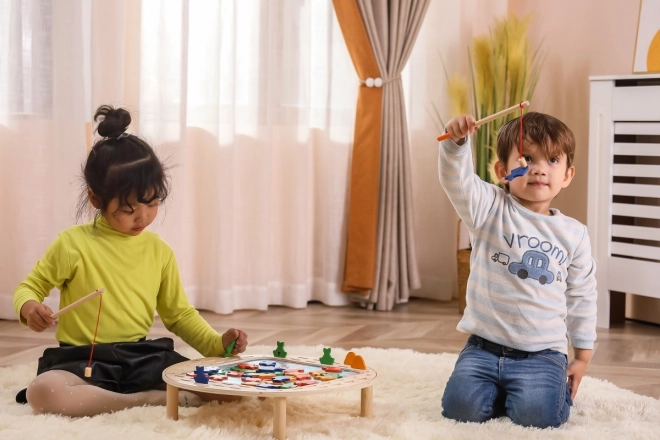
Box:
[438,137,597,354]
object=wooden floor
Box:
[1,298,659,399]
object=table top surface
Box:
[162,354,378,397]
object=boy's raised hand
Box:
[20,300,55,332]
[222,327,248,355]
[446,114,478,143]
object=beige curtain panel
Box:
[333,0,429,310]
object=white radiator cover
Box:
[588,74,660,328]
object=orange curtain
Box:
[332,0,382,294]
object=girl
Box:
[13,105,248,417]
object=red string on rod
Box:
[503,102,528,181]
[84,294,102,377]
[519,101,524,158]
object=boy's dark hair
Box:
[77,105,169,221]
[497,112,575,170]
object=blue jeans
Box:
[442,335,572,428]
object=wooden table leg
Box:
[360,386,373,417]
[272,397,286,440]
[166,383,179,421]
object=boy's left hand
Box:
[566,359,588,399]
[222,328,248,355]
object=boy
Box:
[438,112,597,428]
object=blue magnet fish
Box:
[505,166,528,181]
[194,366,209,384]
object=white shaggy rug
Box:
[1,345,659,440]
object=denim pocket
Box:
[531,350,568,369]
[459,342,478,356]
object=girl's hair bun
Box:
[94,105,131,138]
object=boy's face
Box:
[494,140,575,215]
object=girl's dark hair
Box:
[77,105,170,221]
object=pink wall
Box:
[407,0,643,303]
[508,0,660,324]
[508,0,641,223]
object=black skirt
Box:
[16,338,188,404]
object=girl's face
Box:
[89,190,159,236]
[104,196,159,236]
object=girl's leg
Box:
[441,340,504,423]
[26,370,202,417]
[501,350,572,428]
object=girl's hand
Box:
[446,114,477,143]
[20,300,55,332]
[222,328,248,355]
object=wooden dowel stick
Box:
[476,101,530,125]
[166,384,179,421]
[360,386,374,417]
[50,288,104,319]
[272,397,287,440]
[437,101,530,141]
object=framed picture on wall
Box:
[633,0,660,73]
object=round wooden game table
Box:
[162,354,378,439]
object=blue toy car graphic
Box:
[508,250,554,285]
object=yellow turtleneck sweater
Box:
[13,216,225,357]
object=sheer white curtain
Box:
[0,0,89,318]
[0,0,357,319]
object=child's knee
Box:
[25,372,70,414]
[508,399,570,428]
[25,376,55,414]
[509,411,567,429]
[441,386,497,423]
